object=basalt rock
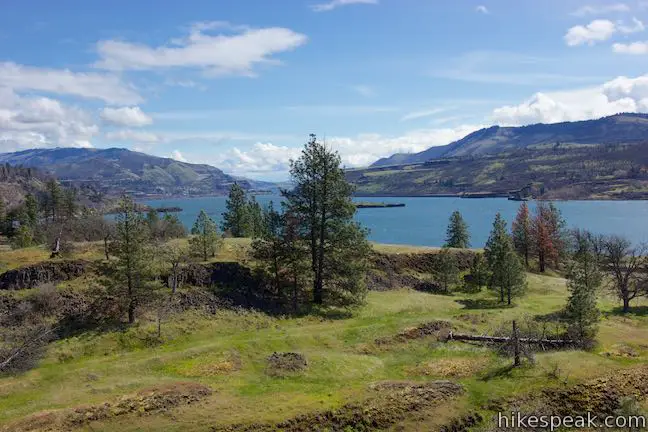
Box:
[0,260,90,291]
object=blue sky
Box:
[1,0,647,180]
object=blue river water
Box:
[143,196,648,247]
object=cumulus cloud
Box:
[571,3,630,16]
[101,106,153,127]
[475,5,489,14]
[0,89,98,152]
[565,19,616,46]
[311,0,378,12]
[94,22,307,77]
[613,40,648,54]
[491,75,648,126]
[105,129,160,143]
[171,150,187,162]
[205,126,481,176]
[0,62,141,105]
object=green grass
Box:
[1,264,647,431]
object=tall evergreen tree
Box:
[247,196,265,238]
[0,196,5,234]
[222,183,250,237]
[435,248,459,293]
[190,210,222,261]
[112,196,154,323]
[444,210,470,248]
[512,202,531,267]
[532,202,567,272]
[565,233,601,347]
[283,134,370,306]
[485,213,526,304]
[466,253,489,292]
[62,188,78,221]
[24,194,39,229]
[45,179,62,222]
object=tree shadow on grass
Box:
[480,364,517,381]
[310,307,355,320]
[605,306,648,317]
[455,298,513,310]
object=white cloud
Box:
[565,19,617,46]
[311,0,378,12]
[475,5,489,14]
[401,108,448,122]
[613,40,648,53]
[491,75,648,126]
[101,106,153,127]
[206,125,481,176]
[105,129,160,143]
[618,17,645,33]
[171,150,187,162]
[0,89,98,152]
[0,62,141,105]
[571,3,630,16]
[94,22,307,77]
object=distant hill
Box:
[348,113,648,200]
[372,113,648,167]
[0,148,275,197]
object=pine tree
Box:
[190,210,222,261]
[435,248,459,293]
[24,194,39,229]
[485,213,526,304]
[444,210,470,248]
[45,179,62,222]
[532,202,567,272]
[565,234,601,347]
[222,183,250,237]
[283,134,370,307]
[0,196,5,234]
[247,196,265,238]
[512,202,531,267]
[112,196,154,323]
[466,253,489,292]
[62,188,78,220]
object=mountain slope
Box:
[0,148,272,197]
[372,113,648,167]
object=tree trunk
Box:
[446,332,572,346]
[623,296,630,313]
[539,251,545,272]
[507,287,512,305]
[524,248,529,267]
[500,286,505,303]
[513,320,521,367]
[104,236,110,260]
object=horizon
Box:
[1,0,648,181]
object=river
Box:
[143,196,648,247]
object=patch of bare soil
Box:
[214,380,464,432]
[375,320,452,345]
[407,357,490,379]
[266,352,308,377]
[4,382,212,432]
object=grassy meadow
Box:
[0,240,647,431]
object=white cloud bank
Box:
[94,22,308,77]
[0,62,141,105]
[492,75,648,125]
[0,88,98,152]
[101,106,153,127]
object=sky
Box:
[1,0,648,181]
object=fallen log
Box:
[447,331,573,346]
